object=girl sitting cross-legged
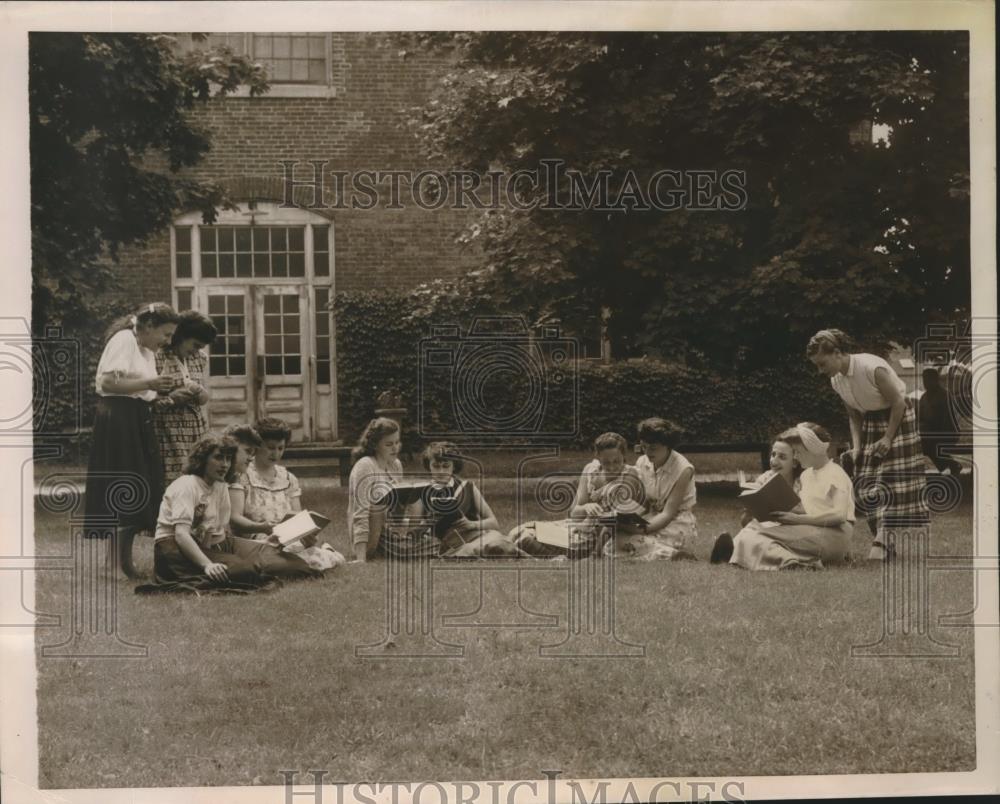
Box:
[716,422,854,571]
[229,417,344,571]
[604,417,698,561]
[135,433,320,594]
[347,417,404,562]
[399,441,523,558]
[510,432,643,558]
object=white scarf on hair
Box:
[796,423,830,456]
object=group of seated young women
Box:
[346,415,855,572]
[136,417,345,594]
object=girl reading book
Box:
[511,432,642,558]
[401,442,522,557]
[605,418,698,561]
[710,433,802,563]
[347,417,404,562]
[723,422,854,571]
[229,418,344,571]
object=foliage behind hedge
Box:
[334,289,847,449]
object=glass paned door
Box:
[255,286,311,442]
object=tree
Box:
[405,32,969,365]
[29,33,270,335]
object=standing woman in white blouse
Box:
[806,329,929,561]
[83,303,179,578]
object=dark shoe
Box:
[710,532,734,564]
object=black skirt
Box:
[83,396,164,536]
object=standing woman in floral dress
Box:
[153,310,217,484]
[806,328,929,561]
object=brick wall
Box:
[113,32,479,303]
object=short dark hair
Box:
[593,432,627,454]
[637,417,683,449]
[184,433,238,478]
[421,441,464,474]
[172,310,218,348]
[922,367,942,387]
[222,424,262,448]
[255,417,292,443]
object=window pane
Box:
[201,228,216,251]
[309,36,325,57]
[235,253,251,277]
[252,36,272,57]
[272,60,291,81]
[290,59,307,80]
[229,336,245,355]
[177,288,193,311]
[283,295,299,313]
[265,335,282,354]
[272,253,287,276]
[219,227,235,251]
[289,253,305,277]
[317,361,330,385]
[313,253,329,277]
[253,228,269,250]
[288,228,304,251]
[202,254,217,277]
[253,253,271,278]
[285,315,300,334]
[285,356,301,375]
[313,226,329,251]
[284,334,299,354]
[208,296,226,315]
[292,37,308,58]
[265,356,282,375]
[316,336,329,356]
[236,228,251,251]
[227,316,243,335]
[210,356,227,376]
[272,228,287,250]
[228,295,244,313]
[273,36,290,58]
[175,226,191,252]
[229,357,246,376]
[264,295,281,314]
[176,254,192,278]
[220,255,235,278]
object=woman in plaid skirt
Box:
[153,311,217,484]
[807,329,929,561]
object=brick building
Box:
[112,32,476,443]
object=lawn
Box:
[32,451,977,788]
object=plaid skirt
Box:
[854,403,929,539]
[153,404,208,484]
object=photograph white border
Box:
[1,2,996,802]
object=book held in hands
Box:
[271,510,331,548]
[738,472,801,522]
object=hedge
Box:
[334,289,848,449]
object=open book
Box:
[738,472,800,522]
[373,480,435,509]
[270,510,331,548]
[598,510,650,529]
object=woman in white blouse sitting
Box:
[83,303,179,578]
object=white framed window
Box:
[175,33,335,98]
[171,203,334,288]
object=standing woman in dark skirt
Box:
[84,303,179,578]
[806,329,929,561]
[153,310,216,484]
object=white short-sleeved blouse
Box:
[154,474,231,547]
[830,353,906,413]
[95,328,158,402]
[799,460,855,523]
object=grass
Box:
[32,451,977,788]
